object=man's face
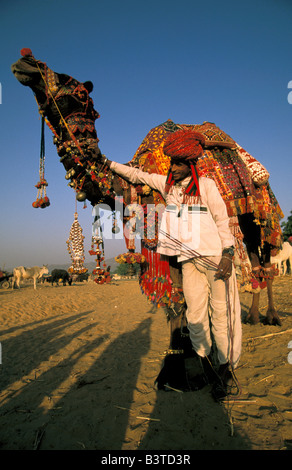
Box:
[170,160,191,182]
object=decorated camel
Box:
[11,49,283,341]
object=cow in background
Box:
[71,272,89,282]
[271,242,292,275]
[12,265,49,289]
[50,269,72,286]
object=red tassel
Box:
[20,48,33,57]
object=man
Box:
[102,129,242,400]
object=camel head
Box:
[11,49,47,88]
[11,49,115,206]
[11,49,99,141]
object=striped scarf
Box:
[165,163,200,197]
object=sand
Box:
[0,276,291,451]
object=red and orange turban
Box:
[163,129,205,161]
[164,129,205,197]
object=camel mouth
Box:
[11,60,40,86]
[12,71,33,86]
[11,64,27,82]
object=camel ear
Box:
[83,81,93,93]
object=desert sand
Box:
[0,275,291,451]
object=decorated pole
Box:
[90,208,111,284]
[67,212,88,275]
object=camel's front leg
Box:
[261,239,281,325]
[264,267,282,326]
[246,251,262,324]
[246,290,260,324]
[168,310,191,351]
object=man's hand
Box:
[99,154,112,167]
[215,254,233,281]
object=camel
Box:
[11,49,284,341]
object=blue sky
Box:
[0,0,291,269]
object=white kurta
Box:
[110,161,242,366]
[110,162,234,260]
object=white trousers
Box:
[182,257,242,366]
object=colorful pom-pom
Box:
[20,48,33,57]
